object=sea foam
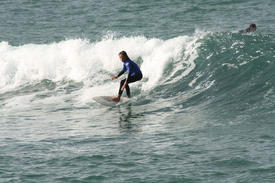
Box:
[0,34,202,95]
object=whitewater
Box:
[1,0,275,182]
[0,33,201,96]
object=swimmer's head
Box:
[249,24,257,32]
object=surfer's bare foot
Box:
[111,96,120,102]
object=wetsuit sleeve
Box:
[117,65,126,77]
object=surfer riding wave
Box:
[111,51,143,102]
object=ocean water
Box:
[0,0,275,182]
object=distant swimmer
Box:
[111,51,143,102]
[239,24,257,33]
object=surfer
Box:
[239,24,256,33]
[111,51,143,102]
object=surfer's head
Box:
[119,51,129,62]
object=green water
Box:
[0,0,275,182]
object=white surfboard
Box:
[93,96,129,106]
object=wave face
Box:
[1,32,274,121]
[160,32,275,122]
[1,33,275,183]
[1,0,275,182]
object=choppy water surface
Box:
[0,0,275,182]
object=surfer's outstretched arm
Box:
[111,65,126,80]
[111,75,118,80]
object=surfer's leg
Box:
[111,79,125,102]
[127,74,143,83]
[124,74,142,98]
[118,79,126,95]
[126,74,143,85]
[115,74,142,100]
[125,84,130,98]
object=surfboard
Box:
[93,96,129,107]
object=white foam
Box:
[0,33,205,98]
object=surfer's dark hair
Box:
[119,51,130,60]
[250,24,256,28]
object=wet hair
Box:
[119,51,130,60]
[250,24,256,29]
